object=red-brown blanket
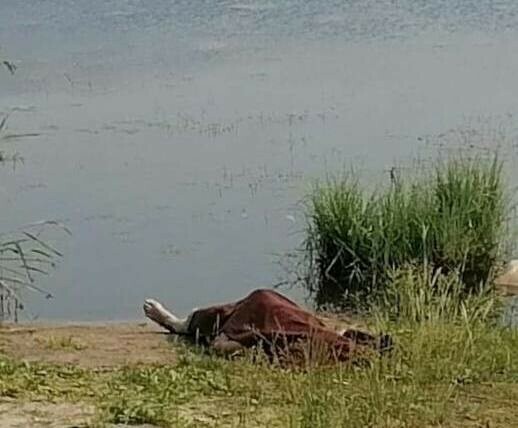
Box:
[186,289,387,362]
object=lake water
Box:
[1,1,518,321]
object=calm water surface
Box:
[1,1,518,321]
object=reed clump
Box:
[305,154,512,309]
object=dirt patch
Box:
[0,313,368,369]
[0,399,159,428]
[0,322,177,368]
[0,400,95,428]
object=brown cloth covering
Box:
[186,289,387,362]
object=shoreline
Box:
[0,312,356,369]
[0,321,176,368]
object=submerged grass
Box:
[305,154,512,309]
[0,222,69,322]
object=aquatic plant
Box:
[0,58,69,322]
[0,222,70,322]
[1,55,16,75]
[304,154,512,309]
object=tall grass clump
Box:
[0,222,69,323]
[376,264,500,325]
[305,154,511,309]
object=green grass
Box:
[305,154,512,309]
[36,335,87,351]
[0,221,69,322]
[1,322,517,427]
[377,264,501,325]
[1,268,518,427]
[1,151,516,426]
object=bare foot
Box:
[143,299,176,332]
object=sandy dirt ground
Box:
[0,401,95,428]
[0,317,356,427]
[0,398,157,428]
[0,315,357,368]
[0,322,176,368]
[0,322,175,428]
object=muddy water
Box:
[1,1,518,321]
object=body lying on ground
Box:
[143,289,392,364]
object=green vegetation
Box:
[305,154,512,309]
[1,150,517,426]
[0,223,68,322]
[1,58,68,322]
[1,275,518,427]
[37,335,87,351]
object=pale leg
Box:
[143,298,193,334]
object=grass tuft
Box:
[304,154,512,309]
[3,301,518,427]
